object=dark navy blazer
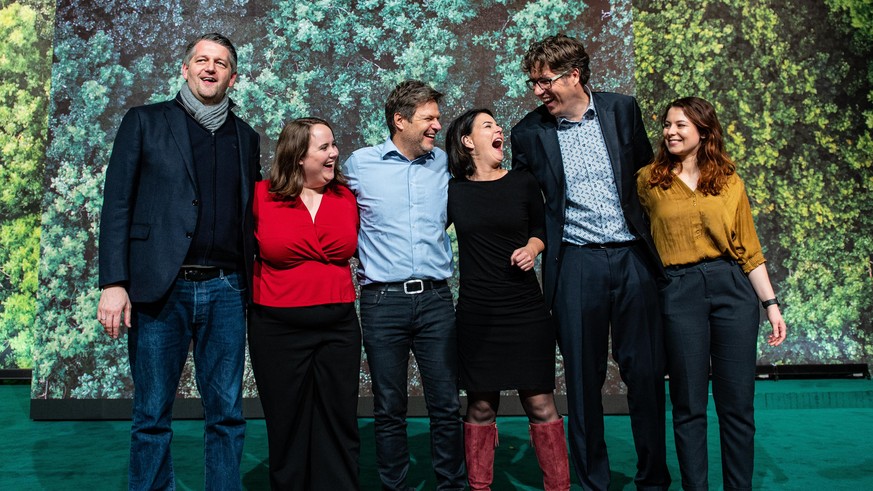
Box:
[510,92,662,308]
[98,99,261,303]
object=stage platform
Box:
[3,379,873,490]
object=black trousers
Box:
[248,302,362,490]
[554,243,670,491]
[662,258,759,491]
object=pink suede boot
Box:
[529,418,571,491]
[464,422,498,490]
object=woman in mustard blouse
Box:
[636,97,787,491]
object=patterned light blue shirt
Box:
[557,90,635,245]
[343,138,453,285]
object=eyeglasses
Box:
[525,69,571,91]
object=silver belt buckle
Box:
[403,279,425,294]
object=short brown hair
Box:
[269,117,347,199]
[384,80,443,136]
[521,34,590,86]
[184,33,238,73]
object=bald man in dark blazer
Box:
[511,34,670,491]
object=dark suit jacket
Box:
[510,92,661,308]
[98,98,261,303]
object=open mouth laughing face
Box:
[465,112,505,167]
[300,123,339,189]
[182,40,237,105]
[396,100,442,160]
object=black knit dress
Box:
[448,170,556,392]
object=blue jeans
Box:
[360,284,465,491]
[128,272,246,491]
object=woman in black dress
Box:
[446,108,570,490]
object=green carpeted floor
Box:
[3,380,872,490]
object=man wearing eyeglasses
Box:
[511,34,670,491]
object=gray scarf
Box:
[178,84,230,132]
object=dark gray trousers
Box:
[662,258,759,491]
[555,243,670,491]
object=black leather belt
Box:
[564,240,640,249]
[178,267,224,281]
[362,279,448,294]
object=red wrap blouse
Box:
[252,180,359,307]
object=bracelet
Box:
[761,297,779,308]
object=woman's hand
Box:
[510,246,537,271]
[746,264,787,347]
[765,305,787,346]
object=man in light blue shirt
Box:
[344,80,465,491]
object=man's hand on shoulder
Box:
[97,285,132,339]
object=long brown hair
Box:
[269,117,347,198]
[647,97,735,196]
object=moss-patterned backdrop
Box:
[0,0,868,408]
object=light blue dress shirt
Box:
[557,89,635,245]
[343,138,453,285]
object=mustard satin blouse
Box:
[636,165,765,273]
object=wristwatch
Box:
[761,297,779,308]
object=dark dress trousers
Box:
[511,93,670,491]
[98,99,261,301]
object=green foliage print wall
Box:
[33,0,264,399]
[634,0,873,365]
[29,0,873,403]
[0,0,54,370]
[232,0,633,157]
[34,0,620,400]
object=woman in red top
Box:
[248,117,361,490]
